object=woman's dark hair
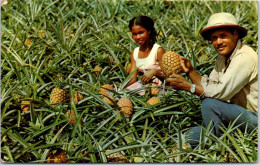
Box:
[128,16,157,46]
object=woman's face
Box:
[131,25,150,46]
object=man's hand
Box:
[165,73,191,90]
[181,56,194,73]
[141,69,157,83]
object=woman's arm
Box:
[125,50,138,87]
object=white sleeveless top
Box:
[133,43,161,72]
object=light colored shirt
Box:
[200,40,258,112]
[134,43,161,72]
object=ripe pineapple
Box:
[147,97,161,105]
[150,83,159,95]
[100,84,114,96]
[50,88,67,105]
[198,54,209,63]
[25,39,32,46]
[117,97,133,117]
[21,100,31,113]
[47,150,68,163]
[106,150,129,163]
[124,61,132,74]
[73,92,83,103]
[161,51,182,76]
[103,95,116,105]
[93,65,102,72]
[65,110,76,125]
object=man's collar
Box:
[229,39,242,60]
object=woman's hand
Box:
[141,69,157,83]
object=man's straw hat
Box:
[200,12,247,40]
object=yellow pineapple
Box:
[21,100,31,113]
[93,65,102,72]
[117,97,133,117]
[106,150,129,163]
[198,54,209,63]
[47,150,68,163]
[161,51,182,76]
[147,97,161,105]
[103,95,116,105]
[150,83,159,95]
[73,92,83,103]
[124,61,132,74]
[65,110,76,125]
[25,39,32,46]
[100,84,114,96]
[50,88,67,106]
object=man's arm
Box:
[165,56,204,95]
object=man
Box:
[166,12,258,148]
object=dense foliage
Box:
[1,0,258,163]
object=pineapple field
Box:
[1,0,258,163]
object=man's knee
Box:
[201,98,218,112]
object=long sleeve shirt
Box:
[200,40,258,112]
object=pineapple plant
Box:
[150,83,159,95]
[161,51,182,77]
[47,150,68,163]
[106,150,129,163]
[103,95,116,105]
[65,110,76,125]
[100,84,114,96]
[117,97,133,117]
[50,87,67,106]
[147,97,161,105]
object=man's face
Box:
[210,29,238,56]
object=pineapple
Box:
[77,150,89,163]
[73,92,83,103]
[108,56,115,64]
[147,97,161,105]
[171,143,190,162]
[161,51,182,76]
[106,150,129,163]
[47,150,68,163]
[117,97,133,117]
[124,61,132,74]
[65,110,76,125]
[198,54,209,63]
[100,84,114,96]
[21,100,31,113]
[50,87,67,105]
[38,30,45,38]
[224,152,238,162]
[25,39,32,46]
[150,83,159,95]
[93,65,102,72]
[103,95,116,105]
